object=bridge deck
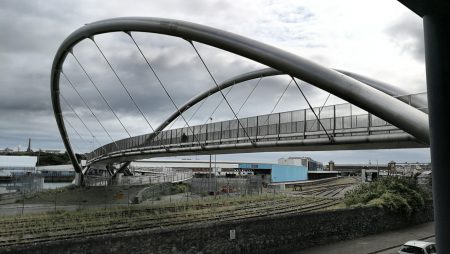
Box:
[86,101,427,165]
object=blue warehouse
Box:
[238,163,308,183]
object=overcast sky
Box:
[0,0,430,164]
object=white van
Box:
[398,241,436,254]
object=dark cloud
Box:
[385,14,424,62]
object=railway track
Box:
[0,197,309,237]
[0,196,338,247]
[294,183,356,198]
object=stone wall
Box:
[3,202,434,254]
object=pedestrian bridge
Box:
[50,17,430,174]
[86,94,427,166]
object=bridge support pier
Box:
[423,12,450,253]
[74,172,83,187]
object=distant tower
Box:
[27,138,32,152]
[328,161,335,171]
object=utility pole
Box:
[376,160,379,180]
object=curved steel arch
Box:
[154,68,427,137]
[51,17,429,173]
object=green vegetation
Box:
[344,177,430,215]
[170,182,189,193]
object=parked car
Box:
[398,241,436,254]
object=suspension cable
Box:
[71,52,131,137]
[127,32,203,146]
[90,38,155,133]
[61,71,119,148]
[259,78,293,140]
[185,84,236,142]
[169,78,235,134]
[63,117,91,151]
[60,94,107,151]
[203,84,235,125]
[183,93,210,128]
[307,93,331,132]
[168,115,180,130]
[271,78,293,114]
[236,77,263,116]
[292,78,333,142]
[188,40,254,143]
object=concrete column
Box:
[423,13,450,253]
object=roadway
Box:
[291,222,435,254]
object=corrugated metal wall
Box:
[271,164,307,182]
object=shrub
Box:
[344,177,429,215]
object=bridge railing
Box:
[395,92,428,113]
[86,93,427,162]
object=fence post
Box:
[350,104,353,129]
[21,190,25,215]
[303,109,307,139]
[219,121,223,144]
[333,105,336,136]
[236,120,239,143]
[54,188,57,212]
[256,116,259,141]
[278,113,281,140]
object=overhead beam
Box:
[397,0,450,17]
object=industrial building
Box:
[0,155,37,181]
[239,163,308,183]
[0,156,76,183]
[0,156,43,195]
[278,156,324,171]
[38,165,76,182]
[132,160,309,184]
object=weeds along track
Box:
[0,196,339,247]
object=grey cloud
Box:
[385,14,424,62]
[0,1,80,54]
[0,0,430,164]
[213,148,430,165]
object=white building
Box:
[131,160,239,176]
[0,155,37,177]
[278,156,324,171]
[278,157,311,167]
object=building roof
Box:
[0,155,37,167]
[38,164,74,171]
